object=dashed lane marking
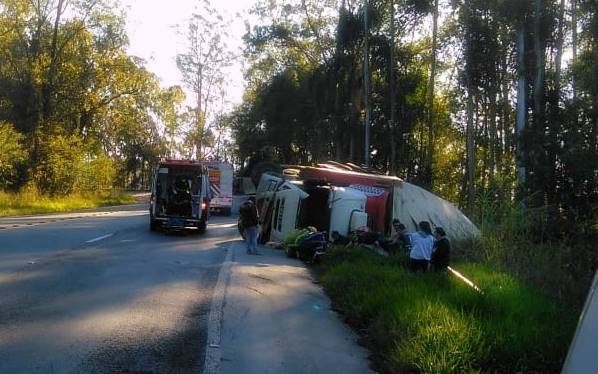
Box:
[85,233,114,243]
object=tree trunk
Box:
[334,0,346,162]
[389,0,397,175]
[500,38,510,173]
[363,0,371,166]
[572,0,577,100]
[425,0,439,188]
[466,71,476,212]
[547,0,566,207]
[196,64,204,159]
[42,0,66,120]
[515,24,527,192]
[489,87,498,183]
[532,0,546,204]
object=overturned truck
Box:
[256,162,479,242]
[256,174,369,242]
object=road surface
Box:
[0,204,237,373]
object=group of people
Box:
[240,197,450,272]
[385,219,450,272]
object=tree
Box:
[423,0,439,187]
[176,0,235,159]
[0,121,28,189]
[0,0,185,191]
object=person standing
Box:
[239,199,260,255]
[431,227,450,271]
[405,221,435,272]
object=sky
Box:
[121,0,256,109]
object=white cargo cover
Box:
[392,181,480,241]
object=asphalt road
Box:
[0,204,237,373]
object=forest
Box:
[0,0,596,300]
[229,0,597,307]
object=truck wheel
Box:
[223,207,232,216]
[150,218,159,232]
[197,220,207,234]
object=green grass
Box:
[0,190,136,217]
[318,246,576,373]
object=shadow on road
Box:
[0,215,237,373]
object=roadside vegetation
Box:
[312,199,590,373]
[0,189,135,217]
[318,244,576,373]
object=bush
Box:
[34,133,86,195]
[33,132,117,195]
[77,153,116,191]
[0,122,28,189]
[318,246,575,373]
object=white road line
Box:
[203,242,234,374]
[85,233,114,243]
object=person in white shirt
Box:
[406,221,435,272]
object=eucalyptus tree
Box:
[176,0,235,159]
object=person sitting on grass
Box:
[402,220,435,272]
[352,226,383,247]
[431,227,450,272]
[330,230,351,245]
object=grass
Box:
[456,202,597,311]
[0,189,136,217]
[317,246,576,373]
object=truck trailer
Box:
[284,162,480,241]
[201,161,233,216]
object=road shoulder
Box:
[212,241,372,374]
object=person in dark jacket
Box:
[239,199,260,255]
[431,227,450,271]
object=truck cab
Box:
[256,174,368,242]
[149,160,210,233]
